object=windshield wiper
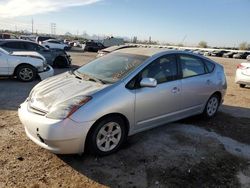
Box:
[88,75,106,84]
[74,71,106,84]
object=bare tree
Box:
[239,42,250,50]
[198,41,208,48]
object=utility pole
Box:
[51,23,56,35]
[31,18,34,34]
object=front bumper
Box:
[38,65,54,80]
[18,101,94,154]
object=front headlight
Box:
[46,96,92,119]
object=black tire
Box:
[16,65,36,82]
[87,116,127,156]
[240,84,246,88]
[53,56,68,68]
[203,94,220,118]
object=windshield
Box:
[0,47,9,54]
[76,52,148,84]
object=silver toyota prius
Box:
[18,48,227,155]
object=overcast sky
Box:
[0,0,249,47]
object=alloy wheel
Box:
[19,68,34,81]
[206,96,219,117]
[96,122,122,152]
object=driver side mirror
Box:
[140,78,157,88]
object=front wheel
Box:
[88,116,127,156]
[203,94,220,118]
[16,65,36,82]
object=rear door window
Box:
[179,55,206,78]
[23,42,39,51]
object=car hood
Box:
[29,71,108,112]
[12,51,45,61]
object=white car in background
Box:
[235,61,250,88]
[0,48,54,82]
[42,39,69,50]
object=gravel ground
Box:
[0,51,250,188]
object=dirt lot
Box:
[0,51,250,188]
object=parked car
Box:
[97,45,137,57]
[193,50,206,56]
[233,52,250,59]
[36,36,55,44]
[0,39,71,68]
[223,51,237,58]
[235,62,250,88]
[102,37,125,47]
[0,48,53,82]
[211,50,229,57]
[42,39,70,51]
[0,33,18,39]
[204,51,214,56]
[82,41,105,52]
[18,49,227,155]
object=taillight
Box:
[237,64,246,70]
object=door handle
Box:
[171,87,179,93]
[206,79,211,85]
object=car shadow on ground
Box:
[58,106,250,187]
[0,65,79,111]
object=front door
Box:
[135,54,181,130]
[0,52,9,75]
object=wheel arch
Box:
[13,63,37,76]
[84,112,130,151]
[53,55,68,67]
[211,91,222,104]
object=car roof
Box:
[116,47,172,57]
[0,39,35,44]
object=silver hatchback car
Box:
[18,48,227,155]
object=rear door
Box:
[178,54,216,113]
[134,54,182,130]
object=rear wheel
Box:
[240,84,246,88]
[88,116,127,156]
[203,94,220,118]
[16,65,36,82]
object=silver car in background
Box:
[18,48,227,155]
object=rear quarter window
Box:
[204,60,215,73]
